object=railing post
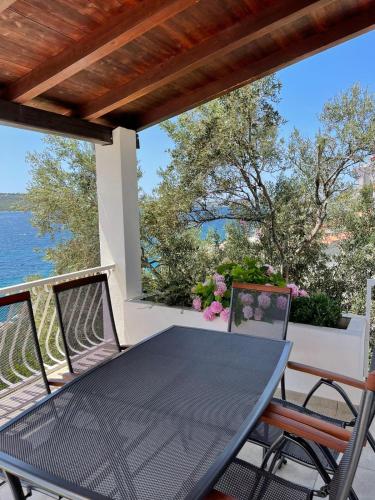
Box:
[95,127,142,344]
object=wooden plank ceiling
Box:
[0,0,374,140]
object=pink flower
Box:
[213,273,225,283]
[287,283,299,299]
[192,297,202,311]
[254,307,263,321]
[214,281,227,297]
[299,289,309,298]
[265,264,275,276]
[203,307,215,321]
[276,295,288,310]
[220,307,230,322]
[210,301,223,314]
[258,293,271,309]
[243,305,253,320]
[239,292,254,305]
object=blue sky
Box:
[0,30,374,194]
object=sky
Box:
[0,30,374,194]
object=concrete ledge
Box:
[124,299,367,404]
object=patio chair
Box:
[0,292,50,426]
[228,282,375,472]
[52,273,125,380]
[228,283,292,341]
[228,282,291,399]
[211,366,375,500]
[0,292,50,497]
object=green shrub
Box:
[290,293,342,328]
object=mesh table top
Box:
[0,326,291,500]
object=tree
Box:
[140,192,223,305]
[26,136,100,274]
[158,80,375,280]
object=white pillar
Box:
[95,127,142,344]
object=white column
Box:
[95,127,142,344]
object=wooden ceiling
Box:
[0,0,374,143]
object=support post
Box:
[95,127,142,344]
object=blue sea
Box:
[0,211,63,288]
[0,211,228,289]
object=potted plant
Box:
[192,258,310,322]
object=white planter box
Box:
[124,299,367,404]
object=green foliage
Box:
[158,80,374,282]
[22,82,375,349]
[226,257,286,286]
[25,136,100,274]
[290,293,342,328]
[140,192,223,305]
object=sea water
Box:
[0,211,63,288]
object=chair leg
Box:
[367,429,375,453]
[302,379,326,408]
[317,444,339,472]
[303,379,358,420]
[329,381,358,416]
[348,488,360,500]
[4,472,26,500]
[280,375,286,401]
[267,448,282,474]
[284,435,331,486]
[260,434,286,469]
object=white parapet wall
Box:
[124,299,367,405]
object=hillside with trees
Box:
[0,193,26,211]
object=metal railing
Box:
[0,265,115,375]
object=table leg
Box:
[4,471,26,500]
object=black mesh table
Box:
[0,325,291,500]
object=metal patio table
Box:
[0,325,291,500]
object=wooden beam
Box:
[80,0,332,120]
[134,4,375,130]
[0,0,16,14]
[3,0,199,104]
[0,99,113,144]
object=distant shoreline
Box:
[0,193,26,212]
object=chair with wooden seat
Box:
[228,282,375,472]
[210,367,375,500]
[51,273,125,383]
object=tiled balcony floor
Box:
[0,391,374,500]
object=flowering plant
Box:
[192,272,231,322]
[192,258,309,322]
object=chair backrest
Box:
[0,292,50,423]
[228,282,292,340]
[329,367,375,500]
[53,274,121,374]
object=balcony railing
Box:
[0,264,115,384]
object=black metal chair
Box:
[52,273,125,378]
[212,366,375,500]
[228,282,375,472]
[228,282,291,401]
[0,292,50,498]
[228,283,292,341]
[0,292,50,425]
